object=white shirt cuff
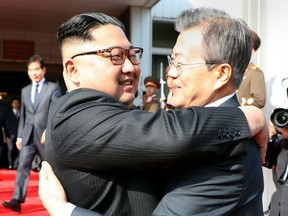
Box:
[62,202,76,216]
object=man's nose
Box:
[122,57,136,73]
[167,66,179,78]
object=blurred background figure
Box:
[236,29,266,108]
[263,108,288,215]
[0,102,9,168]
[1,54,62,213]
[141,76,161,112]
[6,98,21,170]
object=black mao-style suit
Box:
[45,89,255,216]
[13,80,62,203]
[153,95,263,216]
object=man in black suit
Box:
[6,98,21,170]
[38,12,267,216]
[1,55,62,212]
[152,8,263,215]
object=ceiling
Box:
[0,0,160,34]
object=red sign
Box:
[3,40,34,61]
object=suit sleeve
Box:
[17,88,26,139]
[71,207,103,216]
[48,91,252,171]
[51,83,63,100]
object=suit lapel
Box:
[25,84,34,112]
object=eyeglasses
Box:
[167,55,210,74]
[71,47,143,65]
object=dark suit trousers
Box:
[13,141,44,203]
[7,135,18,166]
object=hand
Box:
[278,127,288,139]
[239,106,269,164]
[269,123,278,139]
[16,140,22,150]
[38,161,68,216]
[41,130,46,144]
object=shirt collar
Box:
[33,78,45,87]
[205,93,235,107]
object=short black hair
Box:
[27,54,46,68]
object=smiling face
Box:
[62,24,140,107]
[167,28,219,109]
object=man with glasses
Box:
[153,8,264,215]
[39,12,267,216]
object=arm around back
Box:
[46,89,258,171]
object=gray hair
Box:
[175,7,252,88]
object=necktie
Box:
[15,111,20,119]
[34,84,39,109]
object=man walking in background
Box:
[1,54,62,212]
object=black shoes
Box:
[8,164,17,170]
[1,199,21,212]
[32,166,41,172]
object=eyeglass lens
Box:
[111,48,142,65]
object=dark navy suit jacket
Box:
[152,95,264,216]
[45,89,256,216]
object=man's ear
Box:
[63,59,80,86]
[213,63,232,89]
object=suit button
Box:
[229,132,235,139]
[218,134,224,140]
[223,132,229,139]
[234,130,241,137]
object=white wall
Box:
[130,7,153,105]
[260,0,288,111]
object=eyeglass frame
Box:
[167,55,217,74]
[71,46,143,65]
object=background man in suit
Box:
[38,12,267,216]
[6,98,21,170]
[1,55,62,212]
